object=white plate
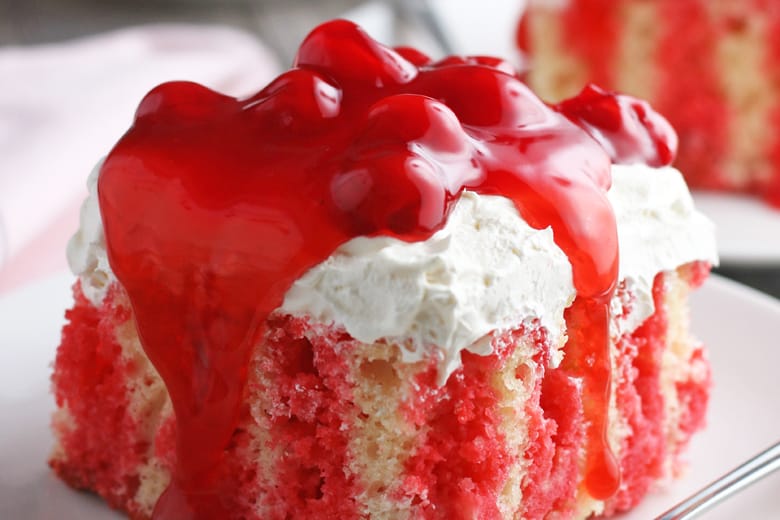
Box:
[1,272,779,519]
[693,192,780,266]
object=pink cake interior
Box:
[51,263,711,519]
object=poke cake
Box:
[50,20,718,520]
[519,0,780,208]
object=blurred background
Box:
[0,0,778,299]
[0,0,482,63]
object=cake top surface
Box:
[100,19,676,306]
[94,19,680,517]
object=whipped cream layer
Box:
[282,191,575,379]
[67,162,112,305]
[68,163,717,379]
[609,164,718,334]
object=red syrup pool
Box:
[97,19,677,518]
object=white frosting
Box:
[281,191,575,380]
[68,162,717,380]
[67,161,114,304]
[609,164,718,334]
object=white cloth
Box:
[0,24,279,290]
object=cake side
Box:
[50,262,711,519]
[50,284,172,519]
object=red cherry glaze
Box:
[98,19,677,517]
[557,84,678,167]
[393,46,433,67]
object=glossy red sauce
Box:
[98,20,676,517]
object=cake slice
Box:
[51,20,717,519]
[519,0,780,207]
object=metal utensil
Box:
[656,440,780,519]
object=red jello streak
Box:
[763,1,780,207]
[655,0,729,191]
[401,333,522,518]
[516,0,620,88]
[563,0,622,87]
[97,20,676,517]
[603,275,668,514]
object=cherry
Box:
[432,55,519,77]
[295,19,417,88]
[245,69,341,134]
[557,84,678,167]
[135,81,237,124]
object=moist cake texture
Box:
[52,19,717,519]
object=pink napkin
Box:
[0,24,279,293]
